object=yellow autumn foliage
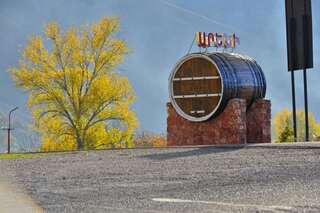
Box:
[10,17,138,151]
[134,132,167,148]
[273,108,320,142]
[151,134,167,148]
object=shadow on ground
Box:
[139,147,242,160]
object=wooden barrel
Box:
[169,52,266,122]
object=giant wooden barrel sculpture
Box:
[169,52,266,122]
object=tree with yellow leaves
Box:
[273,108,320,142]
[10,17,138,151]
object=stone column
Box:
[167,99,247,146]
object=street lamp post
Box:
[1,107,18,154]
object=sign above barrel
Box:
[169,52,266,122]
[196,32,240,49]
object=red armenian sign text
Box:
[196,32,240,49]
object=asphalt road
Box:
[1,146,320,212]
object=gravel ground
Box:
[1,147,320,212]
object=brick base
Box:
[246,99,271,143]
[167,98,271,146]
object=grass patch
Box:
[0,153,45,159]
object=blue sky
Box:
[0,0,319,135]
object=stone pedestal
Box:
[246,99,271,143]
[167,98,271,146]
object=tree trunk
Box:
[76,136,84,150]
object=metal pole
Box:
[7,128,10,154]
[303,69,309,141]
[7,107,18,154]
[291,70,297,141]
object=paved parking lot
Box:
[1,145,320,212]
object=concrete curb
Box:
[2,142,320,156]
[165,142,320,150]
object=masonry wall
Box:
[246,99,271,143]
[167,98,271,146]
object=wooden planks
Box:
[172,57,222,117]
